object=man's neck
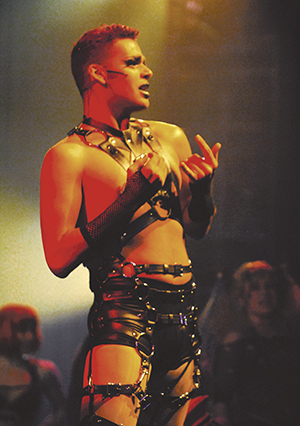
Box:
[83,90,130,131]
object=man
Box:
[40,24,221,426]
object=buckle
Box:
[120,261,137,278]
[179,313,188,326]
[174,264,184,277]
[135,332,155,358]
[106,383,122,397]
[162,264,169,274]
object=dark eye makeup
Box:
[125,56,142,66]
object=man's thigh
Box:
[80,344,147,426]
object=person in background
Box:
[0,304,66,426]
[199,261,300,426]
[40,23,221,426]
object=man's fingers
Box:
[195,135,221,162]
[141,152,168,185]
[181,161,206,182]
[181,162,197,182]
[127,153,151,177]
[194,134,211,156]
[212,142,222,162]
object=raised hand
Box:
[180,134,221,183]
[128,152,169,186]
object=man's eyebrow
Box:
[124,55,144,64]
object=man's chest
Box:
[81,136,181,215]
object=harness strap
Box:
[143,359,201,426]
[83,383,138,398]
[89,261,193,292]
[83,367,150,413]
[79,414,121,426]
[96,302,197,327]
[87,346,95,416]
[119,182,182,249]
[120,208,160,247]
[109,261,193,279]
[157,387,202,426]
[70,117,168,171]
[69,118,182,255]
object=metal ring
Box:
[135,332,155,358]
[121,261,137,278]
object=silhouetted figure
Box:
[0,304,66,426]
[200,261,300,426]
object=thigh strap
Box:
[83,342,151,417]
[140,360,203,426]
[79,414,121,426]
[83,383,140,398]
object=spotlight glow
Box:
[0,190,93,322]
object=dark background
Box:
[1,0,299,399]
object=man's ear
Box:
[88,64,107,86]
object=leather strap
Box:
[96,301,197,327]
[83,382,137,397]
[109,261,193,279]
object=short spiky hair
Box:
[71,23,140,97]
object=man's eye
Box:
[125,59,139,66]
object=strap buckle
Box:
[179,313,188,326]
[135,332,155,358]
[174,264,184,277]
[106,383,122,397]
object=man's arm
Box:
[79,157,163,251]
[181,134,221,238]
[40,139,168,278]
[149,121,221,239]
[40,141,89,278]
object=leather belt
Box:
[108,261,193,278]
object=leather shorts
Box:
[88,277,200,370]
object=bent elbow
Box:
[50,266,70,279]
[45,253,74,279]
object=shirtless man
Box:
[40,24,221,426]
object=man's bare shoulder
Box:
[144,119,192,159]
[40,135,91,184]
[146,120,186,140]
[44,134,86,161]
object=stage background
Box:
[1,0,299,404]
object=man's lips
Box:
[139,84,150,98]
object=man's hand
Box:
[180,134,221,182]
[127,152,169,186]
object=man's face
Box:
[102,38,153,113]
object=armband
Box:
[80,170,161,249]
[188,174,216,223]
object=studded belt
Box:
[108,261,193,279]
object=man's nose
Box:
[143,65,153,79]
